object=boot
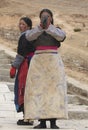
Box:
[50,118,59,129]
[17,106,34,125]
[17,119,33,125]
[34,119,47,129]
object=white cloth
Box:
[24,50,68,120]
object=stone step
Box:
[0,69,11,76]
[0,75,15,82]
[0,53,12,59]
[0,64,11,69]
[68,94,88,105]
[0,55,13,60]
[0,50,13,59]
[0,53,8,57]
[0,50,5,55]
[68,104,88,119]
[0,58,12,64]
[67,77,88,98]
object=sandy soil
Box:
[0,0,88,84]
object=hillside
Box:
[0,0,88,84]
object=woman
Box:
[10,17,35,125]
[24,9,68,129]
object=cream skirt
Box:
[24,50,68,120]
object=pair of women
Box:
[10,8,68,129]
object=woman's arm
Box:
[45,24,66,42]
[11,54,24,69]
[26,26,43,41]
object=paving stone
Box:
[4,92,14,102]
[0,103,15,111]
[0,110,15,118]
[0,94,5,102]
[0,84,10,92]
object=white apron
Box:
[24,49,68,120]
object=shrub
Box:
[74,28,81,32]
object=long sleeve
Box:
[26,26,43,41]
[45,24,66,42]
[11,54,24,69]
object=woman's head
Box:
[19,17,32,32]
[39,9,54,24]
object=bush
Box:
[74,28,81,32]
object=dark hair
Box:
[39,9,54,24]
[20,17,32,29]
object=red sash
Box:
[18,58,28,105]
[18,53,34,105]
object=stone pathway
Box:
[0,83,88,130]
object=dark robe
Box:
[14,33,35,112]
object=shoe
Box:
[17,119,33,125]
[50,118,59,129]
[34,123,47,129]
[51,124,60,129]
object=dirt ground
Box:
[0,0,88,84]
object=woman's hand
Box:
[40,15,51,29]
[10,66,16,78]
